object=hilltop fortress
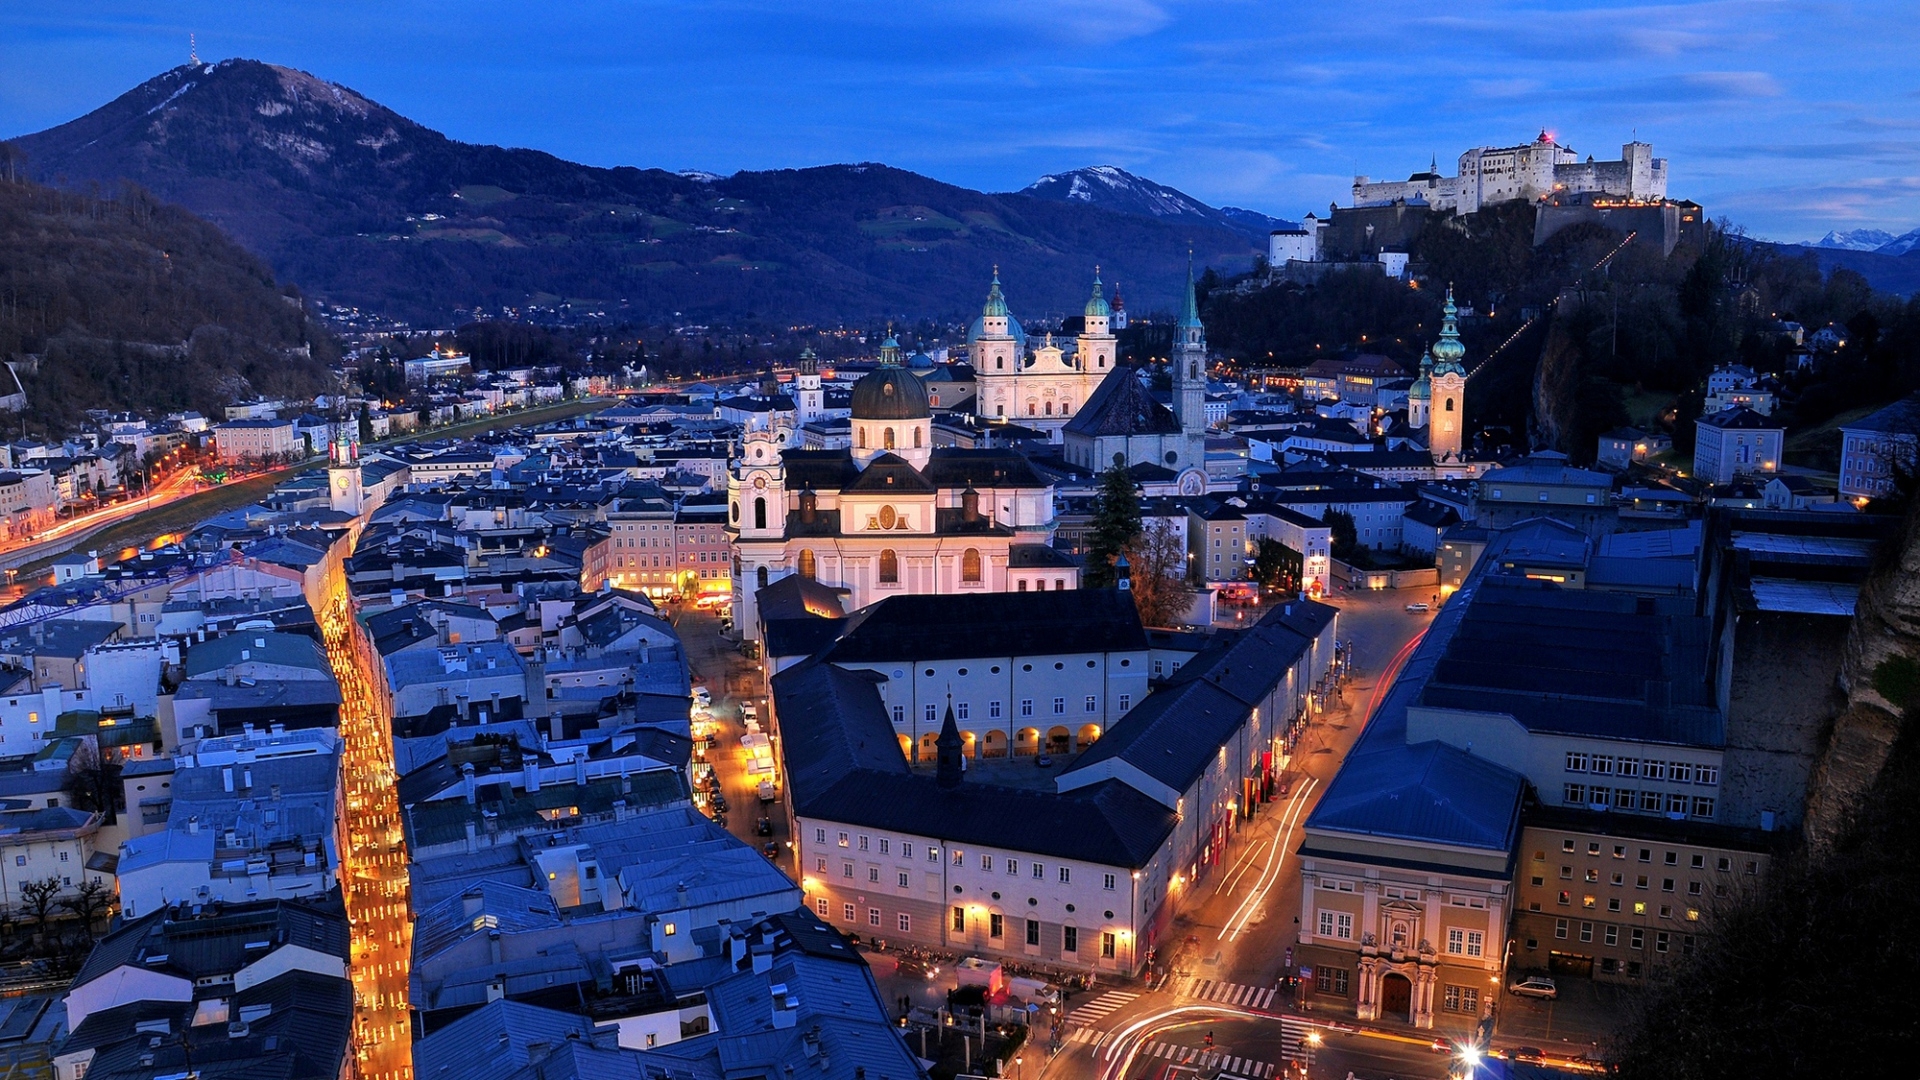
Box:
[1352,131,1667,215]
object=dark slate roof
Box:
[1064,367,1181,437]
[822,590,1146,664]
[841,454,938,494]
[73,898,350,989]
[413,1000,593,1080]
[772,660,1176,868]
[1008,543,1079,568]
[763,617,847,660]
[1062,601,1334,793]
[1419,576,1723,748]
[1696,405,1783,430]
[753,574,850,622]
[1841,392,1920,436]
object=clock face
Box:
[335,475,350,491]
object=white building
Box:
[1839,394,1920,502]
[1693,407,1783,485]
[1353,134,1667,215]
[971,270,1112,433]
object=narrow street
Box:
[320,577,415,1080]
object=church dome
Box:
[850,365,931,421]
[1408,376,1430,400]
[1086,270,1111,319]
[907,350,935,370]
[1430,287,1468,376]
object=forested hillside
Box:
[0,168,334,432]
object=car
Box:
[1509,976,1558,1000]
[754,817,773,836]
[762,842,780,859]
[1428,1039,1454,1055]
[1509,1047,1546,1063]
[1034,754,1054,768]
[1405,602,1431,613]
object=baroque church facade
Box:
[970,270,1115,432]
[729,352,1076,639]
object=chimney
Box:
[770,983,798,1029]
[188,815,200,835]
[462,761,477,804]
[465,819,478,853]
[523,760,540,792]
[222,767,234,793]
[575,756,588,786]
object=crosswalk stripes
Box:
[1177,976,1278,1010]
[1132,1041,1280,1078]
[1064,990,1140,1026]
[1276,1017,1318,1062]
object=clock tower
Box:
[328,420,363,516]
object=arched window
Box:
[879,549,899,584]
[730,501,739,522]
[1189,362,1198,380]
[962,548,982,583]
[753,497,767,530]
[757,565,769,590]
[884,427,896,450]
[1045,402,1053,416]
[1028,402,1037,416]
[1445,398,1455,412]
[855,426,866,449]
[797,549,816,579]
[914,426,923,448]
[1098,353,1106,369]
[1062,400,1071,415]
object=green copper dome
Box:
[1085,268,1112,320]
[982,267,1010,319]
[1430,287,1467,376]
[1408,375,1430,401]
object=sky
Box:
[2,0,1917,242]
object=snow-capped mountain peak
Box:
[1878,228,1920,257]
[1015,165,1294,245]
[1808,228,1897,251]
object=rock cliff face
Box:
[1802,509,1920,849]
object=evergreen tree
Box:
[1085,464,1143,589]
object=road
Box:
[319,575,415,1080]
[675,605,792,865]
[0,466,201,573]
[1040,588,1450,1080]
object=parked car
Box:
[754,817,773,836]
[762,841,780,859]
[1405,602,1430,613]
[1509,976,1558,1000]
[1508,1047,1546,1063]
[1034,754,1054,768]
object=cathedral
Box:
[970,269,1114,432]
[728,347,1075,639]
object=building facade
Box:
[1353,134,1667,215]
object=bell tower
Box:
[1172,259,1208,442]
[973,268,1018,421]
[1428,287,1469,465]
[327,418,363,516]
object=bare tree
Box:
[1124,520,1193,629]
[60,878,111,938]
[63,740,120,824]
[18,877,62,946]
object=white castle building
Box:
[1353,132,1667,215]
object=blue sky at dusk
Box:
[3,0,1916,241]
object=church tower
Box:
[1173,261,1208,442]
[794,348,823,428]
[327,418,362,516]
[972,268,1020,421]
[1408,353,1432,431]
[1077,268,1116,377]
[1428,287,1469,464]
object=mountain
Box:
[1807,228,1897,252]
[1014,165,1295,245]
[0,172,333,432]
[8,61,1261,326]
[1877,228,1920,257]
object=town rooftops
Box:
[72,897,349,989]
[184,631,333,679]
[1478,451,1613,488]
[1840,392,1920,437]
[1696,405,1784,430]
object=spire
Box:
[879,323,901,367]
[1430,285,1467,376]
[1085,266,1111,319]
[982,266,1009,319]
[934,699,965,789]
[1178,252,1203,330]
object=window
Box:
[925,704,937,725]
[1559,866,1573,880]
[1688,881,1703,896]
[1102,932,1117,959]
[1605,926,1619,946]
[1316,968,1350,996]
[1059,867,1071,884]
[898,872,910,888]
[990,913,1004,939]
[892,705,905,724]
[1558,890,1570,906]
[815,828,827,844]
[1579,922,1593,943]
[843,903,856,923]
[1053,697,1066,715]
[981,855,993,871]
[899,913,912,932]
[1103,873,1117,891]
[1663,878,1676,892]
[1027,919,1040,946]
[1563,784,1586,805]
[797,548,816,579]
[902,843,914,859]
[956,703,969,720]
[1085,695,1098,713]
[1692,796,1716,818]
[859,835,870,852]
[1640,790,1663,812]
[1447,928,1465,955]
[1118,694,1131,712]
[816,898,829,917]
[869,908,881,926]
[1062,926,1078,953]
[879,839,890,855]
[952,907,965,932]
[952,850,965,866]
[879,549,899,584]
[868,867,880,883]
[1691,854,1705,869]
[1565,751,1588,772]
[1631,928,1644,949]
[1006,859,1018,876]
[1319,910,1354,940]
[1554,919,1568,939]
[989,701,1002,719]
[1032,863,1044,879]
[1655,931,1670,953]
[815,858,827,873]
[1697,764,1719,785]
[962,548,982,583]
[842,863,853,878]
[1020,699,1034,718]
